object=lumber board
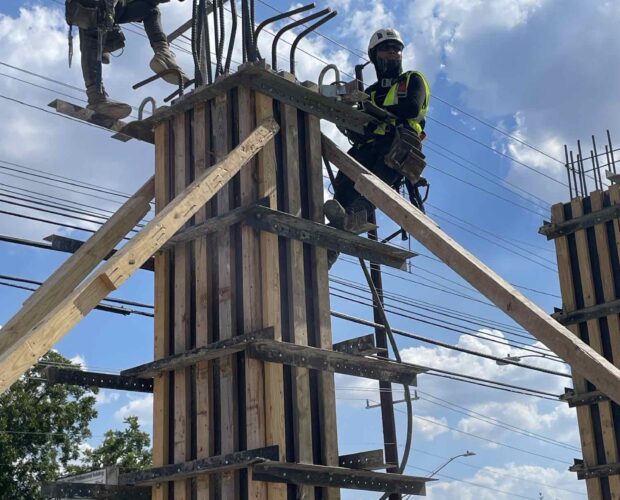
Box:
[592,190,620,495]
[0,177,153,355]
[172,111,192,500]
[571,197,620,494]
[0,117,279,394]
[322,134,620,407]
[213,92,238,498]
[282,102,314,499]
[551,201,602,499]
[238,85,268,500]
[152,122,171,500]
[255,91,287,500]
[305,110,339,500]
[193,101,212,500]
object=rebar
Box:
[564,145,573,199]
[252,3,315,62]
[272,8,331,71]
[289,10,337,75]
[224,0,237,73]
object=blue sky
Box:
[2,0,619,498]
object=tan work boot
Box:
[150,41,190,85]
[86,85,131,120]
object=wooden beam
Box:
[322,134,620,406]
[193,101,213,500]
[152,122,171,500]
[539,203,620,239]
[255,91,287,500]
[0,176,154,355]
[0,117,279,394]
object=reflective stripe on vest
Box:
[369,71,430,136]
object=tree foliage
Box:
[0,351,97,499]
[69,416,152,474]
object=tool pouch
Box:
[65,0,99,29]
[384,126,426,185]
[104,25,126,53]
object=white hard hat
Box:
[368,28,405,58]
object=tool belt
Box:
[65,0,101,30]
[384,126,426,185]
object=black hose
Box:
[358,257,414,498]
[224,0,237,73]
[212,0,220,76]
[241,0,248,62]
[289,10,337,75]
[203,0,212,83]
[216,0,225,75]
[191,0,202,85]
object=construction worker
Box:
[324,28,430,260]
[66,0,189,119]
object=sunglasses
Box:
[377,42,403,52]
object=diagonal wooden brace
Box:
[0,117,279,394]
[322,133,620,406]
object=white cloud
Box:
[114,394,153,428]
[425,462,585,500]
[69,354,87,369]
[414,414,449,440]
[95,389,120,406]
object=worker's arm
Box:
[383,73,427,120]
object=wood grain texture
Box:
[193,102,213,500]
[323,134,620,407]
[173,112,192,500]
[213,92,238,498]
[255,92,287,500]
[282,103,314,499]
[238,86,267,500]
[305,112,339,500]
[152,122,171,500]
[0,118,279,394]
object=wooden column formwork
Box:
[151,86,339,499]
[545,184,620,499]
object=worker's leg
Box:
[116,0,189,84]
[79,28,131,119]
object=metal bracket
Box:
[41,483,150,499]
[332,334,386,356]
[560,388,610,407]
[339,449,387,470]
[552,298,620,325]
[45,367,153,393]
[539,204,620,240]
[120,446,280,485]
[252,462,433,494]
[570,459,620,480]
[247,205,416,270]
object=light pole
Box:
[427,450,476,478]
[496,354,549,366]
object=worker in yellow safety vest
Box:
[324,28,430,258]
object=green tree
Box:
[71,416,152,474]
[0,351,97,499]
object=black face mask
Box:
[375,57,402,79]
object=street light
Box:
[496,354,549,366]
[427,450,476,478]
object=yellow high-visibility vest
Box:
[369,71,430,136]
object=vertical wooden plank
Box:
[173,112,192,500]
[255,92,287,500]
[238,86,267,500]
[306,111,340,500]
[552,201,603,499]
[282,103,314,498]
[194,102,212,500]
[152,122,171,500]
[591,190,620,496]
[213,92,238,498]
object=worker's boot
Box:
[150,41,190,85]
[86,85,132,120]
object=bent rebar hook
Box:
[290,10,337,75]
[251,3,315,63]
[272,8,332,72]
[138,97,156,120]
